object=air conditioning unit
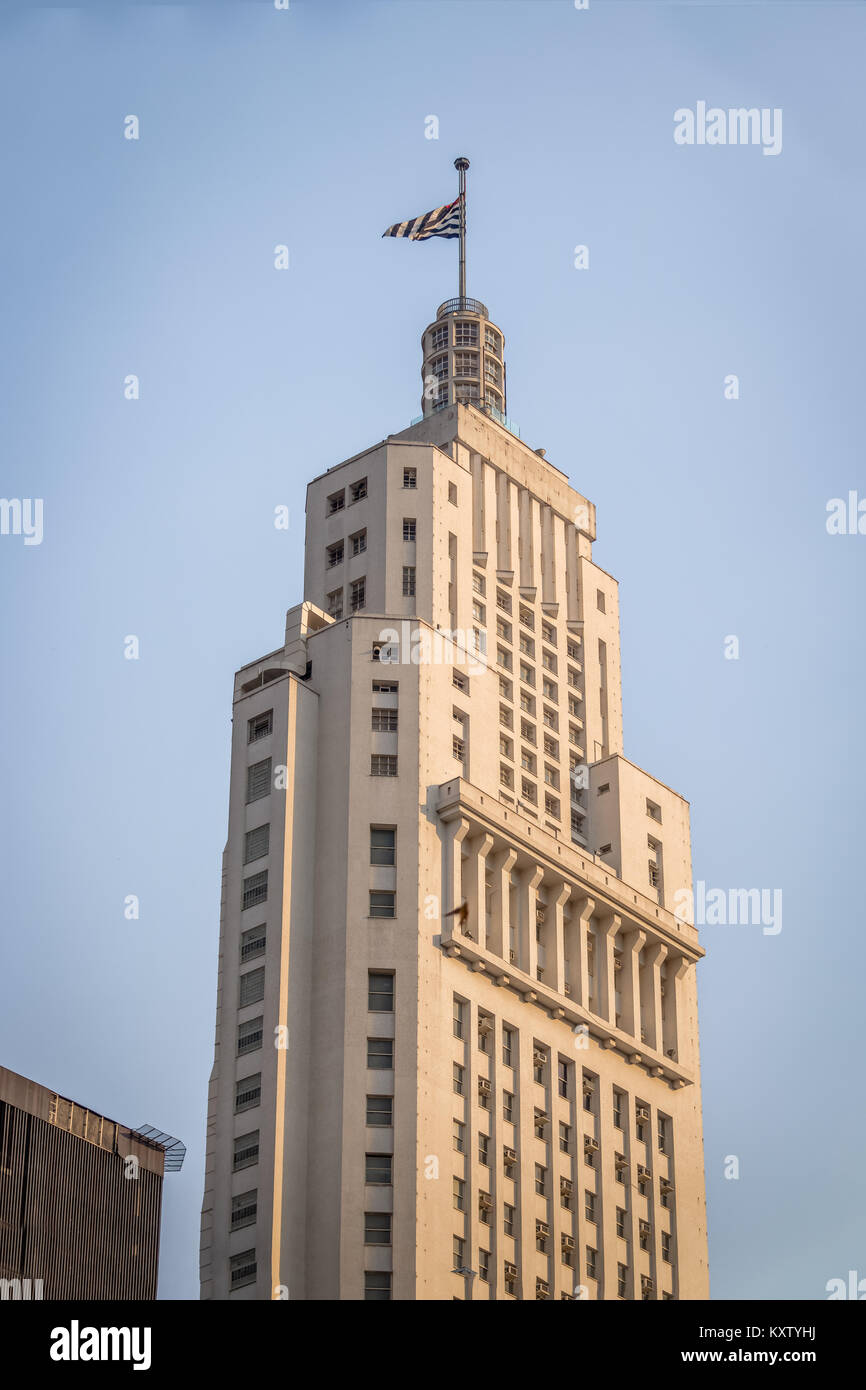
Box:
[639,1219,651,1235]
[642,1276,655,1293]
[509,950,517,963]
[535,1110,549,1125]
[615,1153,628,1170]
[536,907,546,924]
[536,1279,550,1298]
[503,1146,517,1164]
[584,1136,599,1152]
[636,1105,650,1123]
[660,1177,674,1194]
[564,983,572,996]
[479,1192,493,1211]
[637,1164,651,1180]
[478,1016,494,1036]
[478,1077,492,1096]
[532,1050,547,1069]
[504,1261,518,1279]
[560,1178,573,1196]
[582,1078,595,1096]
[614,958,623,972]
[562,1234,575,1251]
[536,1221,550,1238]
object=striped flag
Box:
[382,194,462,241]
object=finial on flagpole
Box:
[454,157,469,305]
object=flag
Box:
[382,194,462,241]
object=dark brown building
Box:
[0,1066,176,1299]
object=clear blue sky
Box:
[1,0,863,1301]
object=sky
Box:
[1,0,864,1301]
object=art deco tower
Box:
[200,292,709,1302]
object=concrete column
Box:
[643,941,668,1053]
[518,863,545,978]
[445,817,470,940]
[664,954,691,1062]
[469,833,495,951]
[596,912,621,1026]
[550,883,572,995]
[572,895,595,1011]
[621,927,646,1038]
[487,846,517,960]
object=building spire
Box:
[454,157,469,305]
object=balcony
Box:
[437,296,489,319]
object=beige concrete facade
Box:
[200,302,709,1301]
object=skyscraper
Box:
[200,291,709,1302]
[0,1066,182,1299]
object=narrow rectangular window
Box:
[248,710,273,743]
[244,824,270,864]
[239,966,265,1007]
[367,972,395,1011]
[237,1016,263,1056]
[246,758,271,803]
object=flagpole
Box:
[455,156,469,304]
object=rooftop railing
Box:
[437,297,489,320]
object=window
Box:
[519,634,535,658]
[521,747,536,773]
[248,710,273,743]
[372,680,397,693]
[453,1177,466,1211]
[365,1153,392,1185]
[616,1207,626,1239]
[327,489,345,515]
[649,860,660,889]
[453,1235,466,1268]
[559,1122,571,1154]
[500,734,513,758]
[244,824,269,864]
[453,670,467,691]
[585,1190,597,1223]
[647,799,662,823]
[543,734,558,757]
[452,735,466,762]
[535,1164,547,1196]
[233,1131,259,1171]
[242,871,268,910]
[658,1117,669,1153]
[544,795,560,819]
[369,891,395,918]
[370,754,397,776]
[567,638,580,660]
[327,589,343,619]
[496,617,512,641]
[474,601,487,625]
[350,577,366,611]
[499,675,513,701]
[453,1120,465,1153]
[504,1204,516,1237]
[497,646,512,672]
[613,1091,623,1129]
[326,541,344,568]
[536,1224,548,1254]
[662,1232,672,1263]
[370,826,396,864]
[367,1037,393,1070]
[502,1027,514,1067]
[455,320,478,346]
[557,1062,570,1102]
[371,707,398,732]
[364,1212,391,1246]
[453,1062,464,1096]
[246,758,271,803]
[403,518,416,541]
[542,621,556,645]
[367,972,394,1011]
[596,589,606,613]
[235,1073,261,1112]
[561,1178,573,1210]
[230,1249,257,1289]
[478,1133,490,1166]
[568,694,581,716]
[454,349,478,377]
[478,1015,491,1053]
[586,1247,598,1280]
[364,1271,391,1301]
[583,1076,595,1112]
[534,1109,547,1139]
[519,662,535,687]
[479,1249,490,1282]
[519,605,534,630]
[239,967,265,1008]
[453,998,465,1039]
[640,1222,651,1251]
[521,778,537,804]
[350,477,367,503]
[237,1017,263,1056]
[351,529,367,556]
[231,1190,257,1230]
[615,1154,626,1184]
[402,566,416,597]
[533,1050,547,1084]
[542,679,557,702]
[500,765,513,790]
[617,1263,628,1298]
[366,1095,393,1127]
[503,1091,514,1122]
[431,323,448,352]
[403,467,417,489]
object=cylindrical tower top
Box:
[420,300,506,422]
